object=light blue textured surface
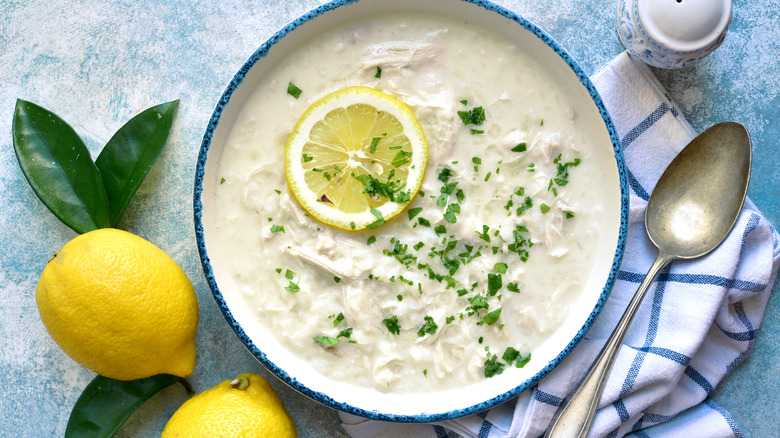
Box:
[0,1,777,437]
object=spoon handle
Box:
[544,253,673,438]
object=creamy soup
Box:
[213,14,610,393]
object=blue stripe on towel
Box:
[683,366,714,393]
[641,412,673,424]
[738,214,761,260]
[717,325,757,342]
[614,399,631,422]
[734,302,755,333]
[617,270,765,292]
[619,265,670,392]
[621,104,670,149]
[629,346,690,366]
[621,104,670,201]
[434,425,460,438]
[534,390,563,407]
[723,301,757,374]
[477,411,492,438]
[627,169,651,202]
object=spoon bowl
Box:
[647,122,751,259]
[545,121,752,437]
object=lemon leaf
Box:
[96,100,179,227]
[12,99,179,233]
[65,374,181,438]
[12,99,112,234]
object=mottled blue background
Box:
[1,1,777,437]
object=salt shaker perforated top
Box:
[618,0,733,69]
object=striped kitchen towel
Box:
[339,51,780,437]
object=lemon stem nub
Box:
[230,376,250,390]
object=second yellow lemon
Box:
[35,228,199,381]
[161,373,297,438]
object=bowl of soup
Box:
[194,0,628,421]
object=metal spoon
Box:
[545,121,752,438]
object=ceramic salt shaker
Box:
[617,0,732,69]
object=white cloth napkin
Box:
[339,52,780,438]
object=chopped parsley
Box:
[313,336,339,347]
[516,196,533,216]
[383,315,401,335]
[408,207,423,220]
[270,224,285,234]
[287,82,302,99]
[493,262,508,274]
[552,154,581,187]
[302,153,314,162]
[438,167,453,183]
[483,307,502,325]
[391,149,412,167]
[503,347,532,368]
[444,203,460,224]
[337,327,353,339]
[476,225,491,243]
[375,66,382,78]
[368,136,382,154]
[417,316,439,337]
[366,208,386,229]
[457,106,486,126]
[468,294,489,312]
[508,225,532,262]
[507,282,520,293]
[367,235,377,245]
[353,172,409,203]
[484,353,505,378]
[540,203,551,214]
[511,142,527,152]
[220,177,226,184]
[487,273,502,296]
[285,281,300,293]
[333,312,345,327]
[516,352,532,368]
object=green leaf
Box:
[12,99,111,234]
[95,100,179,227]
[65,374,180,438]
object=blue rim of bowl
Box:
[194,0,629,423]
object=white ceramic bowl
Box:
[194,0,629,421]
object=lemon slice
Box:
[284,86,428,231]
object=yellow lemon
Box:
[284,86,428,231]
[35,228,198,381]
[161,373,297,438]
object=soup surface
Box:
[214,14,611,392]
